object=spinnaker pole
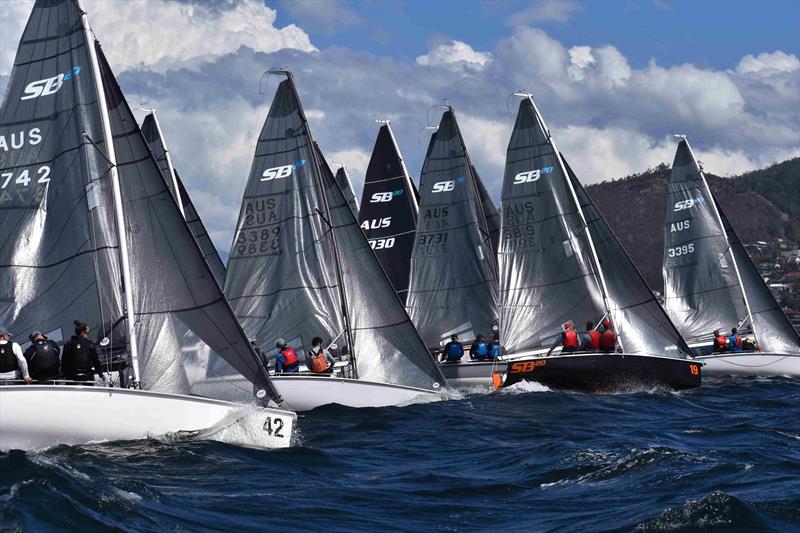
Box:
[78,0,141,386]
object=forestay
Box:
[498,98,603,352]
[358,124,419,304]
[662,140,746,343]
[141,113,227,286]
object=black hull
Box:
[502,353,701,392]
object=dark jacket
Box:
[24,339,61,380]
[61,335,103,380]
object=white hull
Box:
[192,375,444,412]
[695,352,800,377]
[0,385,296,451]
[438,351,549,387]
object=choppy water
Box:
[2,377,799,531]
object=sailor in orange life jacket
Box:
[274,338,300,373]
[546,322,579,357]
[580,321,601,351]
[728,327,743,353]
[306,336,336,375]
[712,329,728,353]
[600,319,617,352]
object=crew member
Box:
[712,329,728,353]
[469,334,489,361]
[61,320,104,382]
[487,333,503,360]
[600,320,617,352]
[274,338,300,373]
[581,321,601,351]
[0,328,32,384]
[442,334,464,363]
[547,322,579,357]
[728,327,743,353]
[24,331,61,381]
[306,337,336,375]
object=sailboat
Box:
[407,107,500,386]
[495,95,700,392]
[357,121,420,304]
[663,137,800,376]
[140,111,227,285]
[222,71,447,411]
[0,0,295,450]
[334,165,359,217]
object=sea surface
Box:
[1,377,799,532]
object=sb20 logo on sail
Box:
[673,196,704,212]
[513,166,553,185]
[261,159,305,181]
[432,176,465,193]
[21,66,81,101]
[370,189,403,203]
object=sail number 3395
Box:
[1,165,51,189]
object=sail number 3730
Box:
[1,165,51,189]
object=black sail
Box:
[473,166,500,255]
[0,0,123,347]
[334,166,359,217]
[96,46,279,400]
[358,124,419,303]
[141,113,227,286]
[407,109,498,348]
[498,98,603,352]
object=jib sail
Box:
[334,165,359,217]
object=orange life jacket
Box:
[587,331,601,350]
[601,330,616,351]
[309,349,330,373]
[281,347,299,367]
[713,335,727,352]
[562,330,579,350]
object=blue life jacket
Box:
[473,341,489,359]
[445,342,464,360]
[488,342,501,358]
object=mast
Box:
[680,135,756,342]
[279,72,358,377]
[144,109,185,218]
[78,0,141,386]
[378,119,419,214]
[524,94,625,351]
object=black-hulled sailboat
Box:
[663,137,799,376]
[0,0,294,450]
[406,108,500,385]
[496,95,700,392]
[358,121,419,303]
[141,111,226,285]
[222,72,446,411]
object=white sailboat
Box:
[662,137,800,377]
[0,0,295,450]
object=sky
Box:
[1,0,799,255]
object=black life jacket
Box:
[27,339,60,379]
[65,337,96,375]
[0,342,19,373]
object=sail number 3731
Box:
[1,165,51,189]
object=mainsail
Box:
[407,109,498,347]
[662,139,746,343]
[225,74,444,389]
[1,0,279,402]
[334,166,359,217]
[358,123,419,303]
[141,112,227,286]
[473,166,500,255]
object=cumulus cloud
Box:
[567,46,595,81]
[736,50,800,76]
[416,40,492,71]
[324,148,371,197]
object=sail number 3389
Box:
[1,165,51,189]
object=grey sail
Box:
[662,140,746,342]
[96,45,280,401]
[498,98,603,352]
[141,112,227,286]
[473,166,500,255]
[408,109,498,348]
[0,0,123,348]
[565,158,691,358]
[224,77,343,361]
[334,166,359,217]
[318,142,444,388]
[718,200,800,354]
[358,124,419,303]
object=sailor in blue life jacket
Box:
[728,327,743,353]
[60,321,105,382]
[442,334,464,363]
[24,331,61,381]
[0,327,32,384]
[486,333,503,359]
[274,338,300,373]
[469,334,489,361]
